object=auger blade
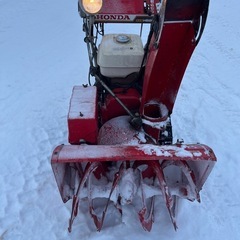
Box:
[68,162,100,232]
[150,161,178,230]
[88,163,124,231]
[138,171,155,231]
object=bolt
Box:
[177,138,184,144]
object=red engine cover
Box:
[101,88,141,124]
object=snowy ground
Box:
[1,0,240,239]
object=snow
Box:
[68,86,97,119]
[118,168,138,205]
[1,0,240,239]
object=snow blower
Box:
[51,0,216,232]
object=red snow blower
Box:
[51,0,216,232]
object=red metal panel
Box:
[99,0,145,14]
[68,86,98,144]
[101,88,141,123]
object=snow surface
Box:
[1,0,240,239]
